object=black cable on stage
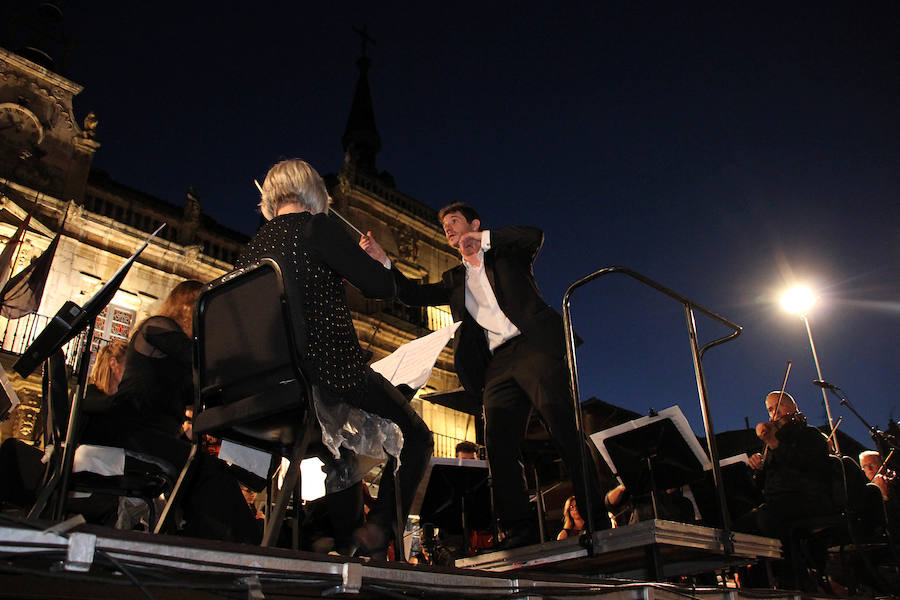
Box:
[94,549,156,600]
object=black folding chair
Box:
[154,258,319,547]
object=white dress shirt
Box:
[463,231,521,352]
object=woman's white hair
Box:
[258,159,330,219]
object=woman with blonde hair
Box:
[81,338,129,416]
[557,496,585,540]
[237,158,433,558]
[89,339,127,395]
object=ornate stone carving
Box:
[14,389,42,441]
[81,111,98,139]
[396,224,419,262]
[183,244,203,262]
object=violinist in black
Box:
[739,391,835,536]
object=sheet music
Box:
[589,405,712,484]
[716,453,750,469]
[371,321,461,389]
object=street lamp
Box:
[780,285,840,453]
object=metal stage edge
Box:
[0,519,815,600]
[455,519,782,580]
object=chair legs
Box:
[262,444,304,547]
[154,443,200,535]
[393,467,405,562]
[261,414,317,547]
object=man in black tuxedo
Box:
[361,202,610,547]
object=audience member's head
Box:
[455,440,477,459]
[562,495,582,530]
[89,339,128,395]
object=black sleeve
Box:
[392,266,452,307]
[490,226,544,262]
[306,212,396,299]
[140,316,193,366]
[772,424,830,473]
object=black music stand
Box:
[20,226,163,520]
[591,406,709,520]
[411,458,492,558]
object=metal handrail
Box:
[562,266,742,555]
[0,312,89,370]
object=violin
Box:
[771,410,807,431]
[756,410,807,451]
[757,361,800,454]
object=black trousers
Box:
[355,369,434,533]
[482,336,610,529]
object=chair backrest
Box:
[193,258,312,443]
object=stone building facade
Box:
[0,32,475,456]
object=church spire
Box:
[341,26,381,176]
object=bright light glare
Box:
[781,286,817,314]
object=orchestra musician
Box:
[737,390,835,586]
[860,450,899,537]
[860,450,894,501]
[743,391,835,525]
[236,159,433,559]
[360,202,611,549]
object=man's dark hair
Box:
[439,202,480,225]
[455,440,477,457]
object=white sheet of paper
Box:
[218,439,271,478]
[73,444,125,476]
[370,321,461,390]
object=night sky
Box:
[50,3,899,450]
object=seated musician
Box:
[83,339,127,412]
[860,450,894,501]
[736,390,835,586]
[235,159,433,560]
[82,281,261,542]
[1,339,128,523]
[860,450,899,536]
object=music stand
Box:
[590,406,709,520]
[21,226,163,520]
[410,457,492,558]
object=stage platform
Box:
[0,517,818,600]
[455,519,780,580]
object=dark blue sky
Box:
[58,3,898,450]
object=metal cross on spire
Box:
[352,25,376,57]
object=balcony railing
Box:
[0,312,91,371]
[431,432,482,459]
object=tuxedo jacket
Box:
[394,226,569,395]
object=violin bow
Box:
[875,449,895,478]
[771,360,792,420]
[762,360,792,460]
